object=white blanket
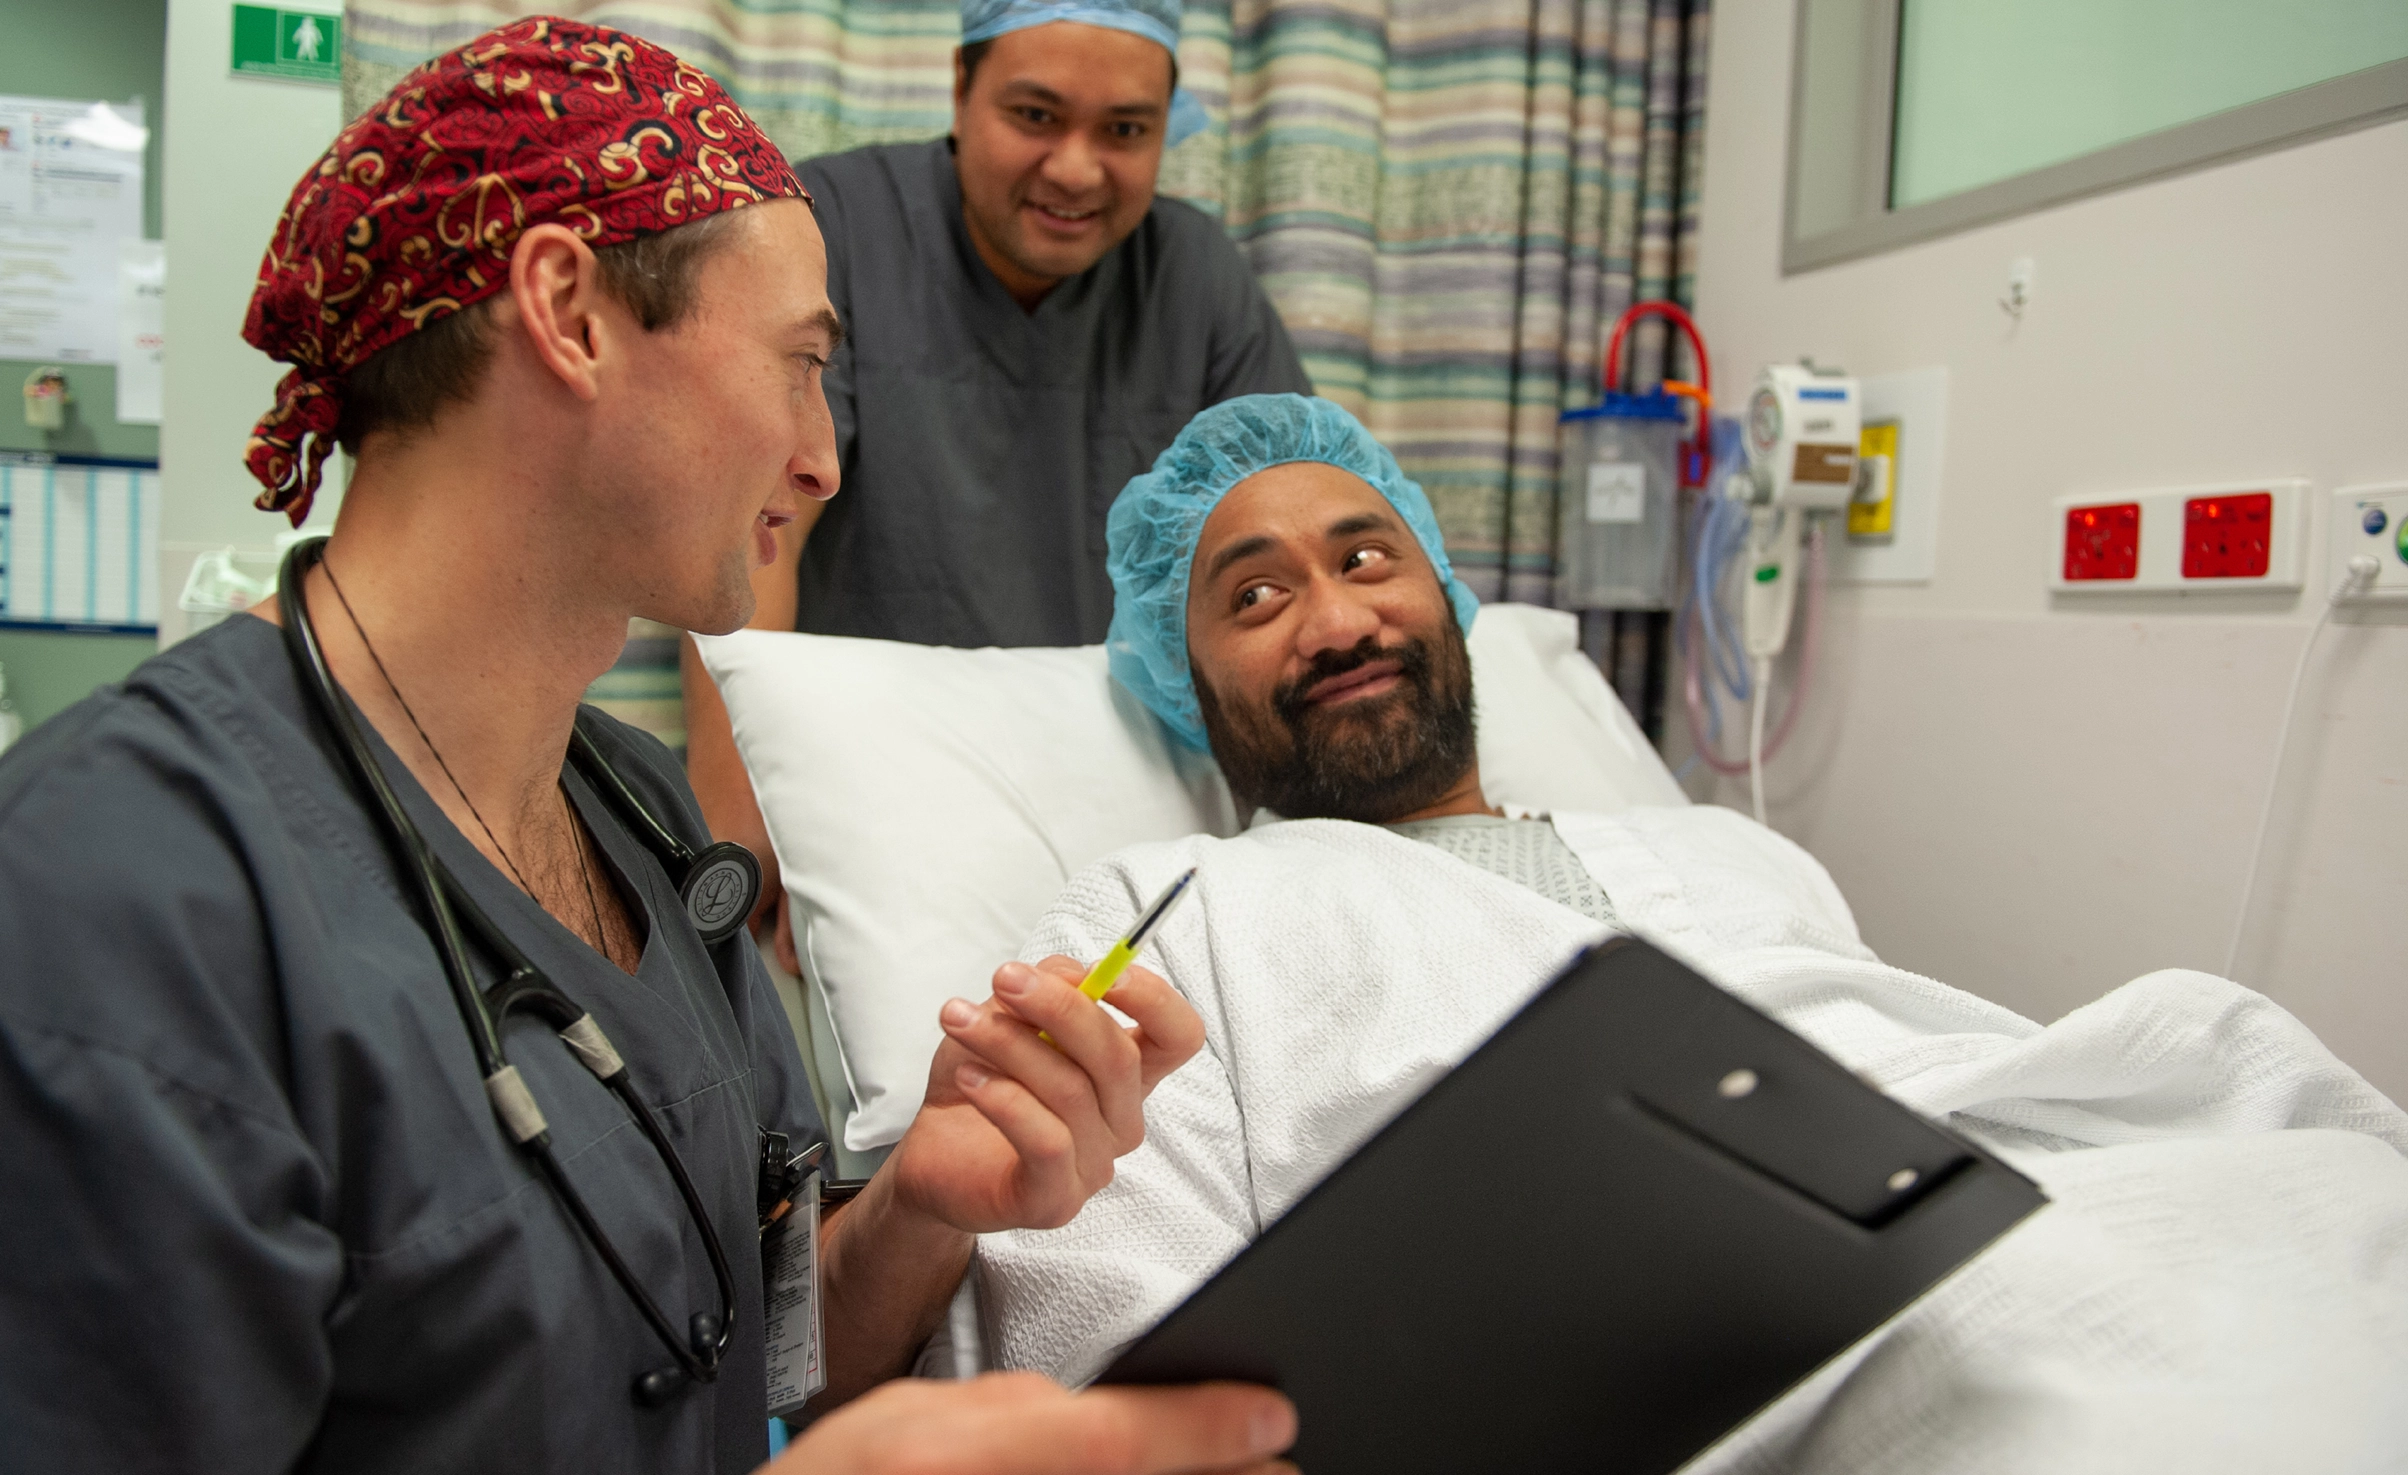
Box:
[977,807,2408,1470]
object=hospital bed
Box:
[701,608,2408,1463]
[699,603,1683,1375]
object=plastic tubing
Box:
[1749,654,1772,826]
[1601,300,1713,485]
[1683,519,1826,777]
[1676,427,1757,761]
[1695,491,1753,700]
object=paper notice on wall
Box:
[0,96,147,364]
[115,240,163,423]
[0,453,162,630]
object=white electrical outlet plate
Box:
[2050,479,2309,593]
[2331,483,2408,602]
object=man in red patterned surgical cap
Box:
[0,19,1293,1475]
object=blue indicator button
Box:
[2365,507,2389,536]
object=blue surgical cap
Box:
[959,0,1209,147]
[1106,393,1482,751]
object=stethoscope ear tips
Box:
[633,1365,688,1407]
[688,1311,725,1369]
[630,1312,728,1407]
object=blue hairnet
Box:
[1106,393,1482,751]
[959,0,1209,147]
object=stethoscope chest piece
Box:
[680,842,760,945]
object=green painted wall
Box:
[0,0,170,734]
[0,628,155,729]
[1,0,168,462]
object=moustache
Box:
[1272,637,1433,730]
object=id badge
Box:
[762,1171,824,1420]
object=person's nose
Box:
[1293,578,1382,662]
[1040,130,1106,199]
[791,375,842,504]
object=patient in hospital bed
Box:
[975,395,2408,1471]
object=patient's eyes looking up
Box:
[1233,544,1396,622]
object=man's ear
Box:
[505,224,611,404]
[952,46,971,111]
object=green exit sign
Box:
[231,5,342,85]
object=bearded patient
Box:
[974,395,2408,1471]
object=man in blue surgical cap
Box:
[1109,392,1491,826]
[686,0,1313,962]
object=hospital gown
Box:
[1386,811,1620,926]
[0,617,823,1475]
[978,807,2408,1471]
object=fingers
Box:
[945,1059,1079,1227]
[1094,963,1206,1091]
[771,1374,1296,1475]
[1067,1383,1299,1475]
[949,962,1147,1148]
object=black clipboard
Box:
[1097,936,2046,1474]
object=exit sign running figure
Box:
[231,6,342,86]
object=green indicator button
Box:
[1753,564,1780,583]
[232,6,342,85]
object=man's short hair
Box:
[335,208,746,453]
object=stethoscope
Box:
[275,537,765,1407]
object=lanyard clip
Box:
[758,1129,826,1232]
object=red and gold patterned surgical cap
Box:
[241,16,809,523]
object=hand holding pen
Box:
[887,867,1206,1235]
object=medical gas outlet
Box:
[2049,480,2309,593]
[2330,483,2408,601]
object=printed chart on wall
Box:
[0,97,146,363]
[0,454,160,632]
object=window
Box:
[1784,0,2408,272]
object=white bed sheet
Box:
[977,805,2408,1471]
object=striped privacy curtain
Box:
[345,0,1709,606]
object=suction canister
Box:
[1555,389,1685,611]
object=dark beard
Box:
[1195,615,1477,825]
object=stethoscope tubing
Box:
[274,537,738,1401]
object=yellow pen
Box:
[1076,866,1201,1001]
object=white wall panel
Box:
[1695,0,2408,1100]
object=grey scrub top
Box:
[796,137,1314,648]
[0,617,824,1474]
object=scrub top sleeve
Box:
[0,709,341,1470]
[825,327,858,461]
[0,1021,339,1470]
[798,156,859,466]
[1203,255,1313,402]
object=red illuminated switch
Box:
[2183,492,2272,578]
[2064,502,2140,581]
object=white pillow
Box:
[698,603,1682,1150]
[1466,605,1687,817]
